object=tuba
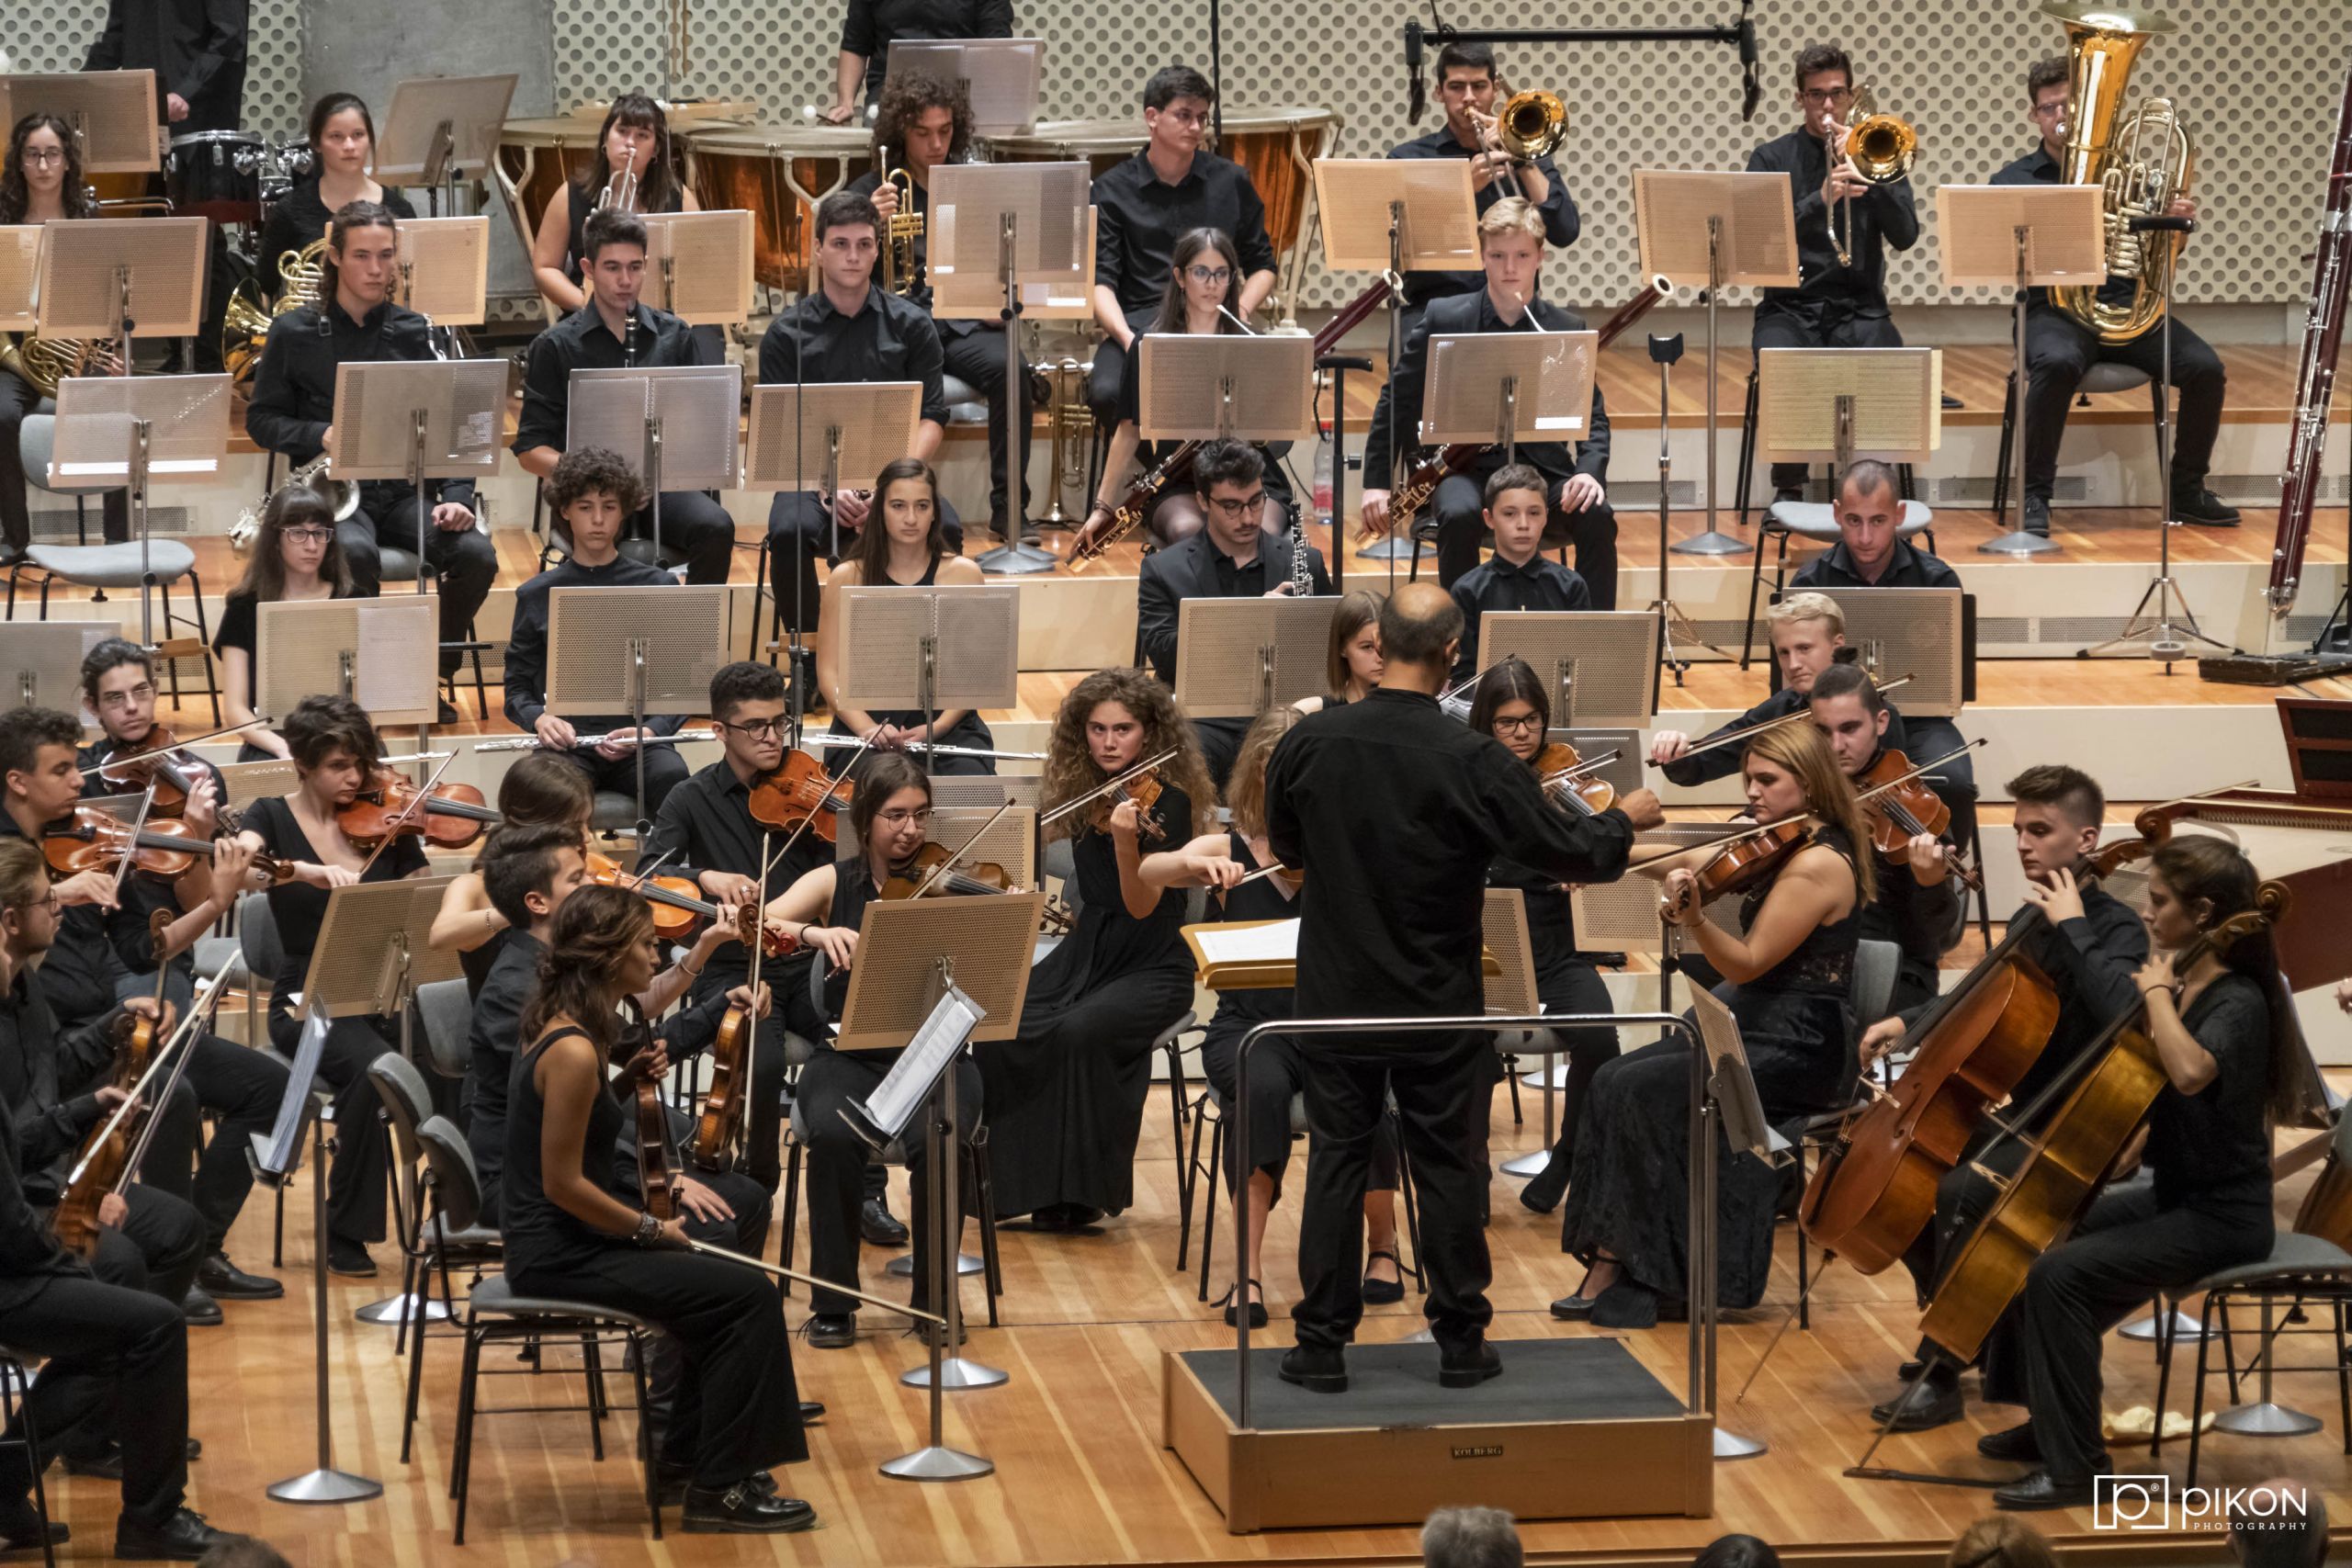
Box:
[1827,83,1918,267]
[2042,1,2194,344]
[223,238,330,389]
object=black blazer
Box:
[1136,530,1332,685]
[1362,289,1611,492]
[85,0,248,132]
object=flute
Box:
[797,733,1045,762]
[472,728,711,755]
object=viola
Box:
[54,914,173,1258]
[1853,749,1982,893]
[1688,818,1808,903]
[746,751,853,844]
[1090,769,1165,841]
[337,768,501,851]
[44,808,201,881]
[880,843,1076,937]
[690,901,792,1173]
[1533,741,1618,818]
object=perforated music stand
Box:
[1315,158,1480,568]
[48,371,225,646]
[1480,886,1558,1177]
[839,896,1046,1437]
[329,358,503,600]
[0,621,116,721]
[1757,346,1941,474]
[639,210,755,325]
[570,363,742,567]
[1634,170,1798,558]
[255,598,441,728]
[377,73,519,197]
[1936,184,2106,558]
[0,227,39,331]
[394,215,492,326]
[547,582,730,834]
[1476,610,1663,729]
[1772,586,1971,716]
[0,73,161,174]
[1686,978,1786,1460]
[1174,596,1341,718]
[1423,329,1598,467]
[37,214,206,350]
[1136,334,1316,443]
[880,39,1046,137]
[835,584,1020,778]
[929,207,1097,321]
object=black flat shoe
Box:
[1869,1378,1964,1432]
[198,1252,282,1301]
[805,1313,856,1349]
[1589,1280,1659,1329]
[1438,1338,1502,1389]
[798,1400,825,1423]
[1277,1345,1348,1393]
[1361,1248,1405,1306]
[1549,1293,1598,1321]
[2173,487,2242,526]
[1221,1280,1267,1330]
[326,1239,376,1279]
[859,1196,910,1247]
[1978,1422,2042,1463]
[2023,495,2052,536]
[1994,1470,2098,1512]
[112,1507,230,1560]
[681,1481,817,1534]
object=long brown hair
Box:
[2149,835,2304,1124]
[472,753,597,870]
[1224,706,1298,839]
[1039,668,1215,843]
[520,886,652,1060]
[1324,590,1382,698]
[569,95,681,215]
[1148,227,1242,338]
[1743,721,1877,902]
[231,486,355,602]
[845,458,947,588]
[0,114,93,224]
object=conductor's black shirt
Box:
[1746,127,1920,311]
[514,301,707,459]
[1092,150,1279,321]
[1265,687,1636,1021]
[1385,125,1580,307]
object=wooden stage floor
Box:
[86,1074,2350,1567]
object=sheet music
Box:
[255,998,333,1181]
[396,216,491,325]
[1193,919,1300,967]
[855,983,987,1139]
[353,601,439,716]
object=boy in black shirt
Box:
[1446,464,1593,684]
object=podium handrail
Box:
[1230,1010,1705,1428]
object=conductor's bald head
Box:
[1378,582,1464,690]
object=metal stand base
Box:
[1670,529,1749,558]
[972,541,1059,575]
[1359,536,1431,560]
[902,1355,1008,1391]
[2212,1401,2324,1437]
[1499,1149,1551,1178]
[1713,1425,1769,1461]
[266,1467,384,1505]
[2077,567,2232,662]
[355,1292,452,1325]
[880,1444,995,1481]
[1979,528,2062,557]
[2120,1308,2207,1343]
[886,1251,983,1279]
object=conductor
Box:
[1261,583,1663,1391]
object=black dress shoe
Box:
[799,1400,825,1423]
[1978,1422,2042,1462]
[1361,1248,1405,1306]
[326,1239,376,1278]
[2023,495,2052,537]
[806,1313,856,1348]
[2173,486,2242,526]
[435,697,461,725]
[681,1481,817,1534]
[859,1196,910,1247]
[1438,1338,1503,1389]
[659,1462,780,1506]
[197,1252,282,1301]
[112,1506,230,1560]
[1994,1470,2098,1512]
[1941,392,1963,410]
[0,1504,65,1551]
[180,1287,221,1326]
[1277,1345,1348,1393]
[1869,1378,1964,1432]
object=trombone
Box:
[1826,83,1918,267]
[1472,80,1568,201]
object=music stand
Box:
[1757,346,1941,476]
[1315,158,1480,568]
[837,896,1046,1445]
[0,620,116,719]
[882,39,1046,138]
[1481,887,1563,1178]
[1686,979,1787,1461]
[639,210,755,325]
[38,212,206,375]
[570,363,742,566]
[929,207,1097,322]
[835,584,1020,778]
[1936,184,2106,558]
[328,358,505,597]
[1477,610,1663,729]
[1634,170,1799,557]
[0,227,39,331]
[1771,586,1972,716]
[255,598,440,728]
[546,583,730,834]
[1422,329,1598,467]
[393,215,492,327]
[1173,596,1342,717]
[47,371,224,646]
[930,160,1088,574]
[376,73,518,206]
[1137,334,1315,443]
[0,73,161,174]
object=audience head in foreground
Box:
[1419,1506,1522,1568]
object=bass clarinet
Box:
[2267,60,2352,618]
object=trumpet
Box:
[877,153,924,297]
[1826,82,1917,268]
[594,159,640,213]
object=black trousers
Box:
[268,1008,394,1247]
[765,491,965,638]
[506,1245,807,1487]
[942,327,1033,528]
[676,964,792,1194]
[543,742,691,819]
[629,492,738,586]
[2022,305,2225,503]
[794,1048,981,1317]
[1980,1181,2272,1483]
[1430,469,1619,608]
[134,1032,288,1256]
[1194,718,1248,795]
[1295,1036,1494,1351]
[0,1265,189,1527]
[345,483,499,678]
[1510,961,1624,1212]
[1752,303,1906,492]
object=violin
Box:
[1533,741,1618,818]
[746,751,853,844]
[880,843,1076,937]
[1687,818,1809,902]
[690,865,791,1173]
[53,914,173,1258]
[44,807,202,881]
[1853,749,1982,893]
[337,768,501,851]
[1090,769,1165,841]
[94,727,206,818]
[583,851,796,955]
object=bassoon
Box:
[2266,60,2352,618]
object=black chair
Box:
[1786,939,1902,1331]
[0,1348,57,1568]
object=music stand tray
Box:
[0,73,160,174]
[303,877,462,1021]
[1137,334,1315,443]
[48,374,226,482]
[569,364,743,491]
[37,218,209,339]
[1771,585,1971,716]
[1477,611,1664,729]
[931,207,1097,321]
[1312,160,1479,273]
[835,584,1021,715]
[545,584,730,716]
[395,216,492,326]
[1632,171,1800,290]
[837,895,1044,1054]
[880,39,1046,137]
[0,620,119,720]
[377,74,520,184]
[255,598,441,729]
[640,211,756,325]
[1757,347,1940,467]
[1932,186,2108,287]
[1423,330,1598,446]
[1174,596,1342,719]
[1687,983,1792,1167]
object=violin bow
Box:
[76,717,269,777]
[1037,747,1181,829]
[905,801,1017,900]
[1668,673,1917,764]
[113,960,236,1189]
[1539,750,1622,790]
[678,1237,945,1324]
[62,951,237,1190]
[106,781,163,907]
[1229,859,1301,890]
[354,749,462,878]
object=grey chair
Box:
[233,892,311,1270]
[413,978,474,1081]
[1989,358,2165,528]
[395,1112,501,1465]
[0,1348,57,1567]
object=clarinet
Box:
[624,304,637,369]
[1288,503,1313,596]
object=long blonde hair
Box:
[1039,668,1215,844]
[1743,721,1876,902]
[1223,706,1299,839]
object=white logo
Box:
[2094,1475,2172,1531]
[2093,1476,2315,1533]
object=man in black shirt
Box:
[1990,56,2235,537]
[824,0,1012,122]
[85,0,244,131]
[759,190,959,654]
[1650,592,1913,785]
[1361,198,1617,603]
[245,200,496,698]
[1385,41,1579,321]
[1264,583,1662,1392]
[852,73,1033,539]
[1087,64,1280,426]
[1446,464,1593,684]
[1746,43,1923,503]
[513,208,739,587]
[1860,764,2148,1434]
[503,448,693,815]
[1136,440,1329,788]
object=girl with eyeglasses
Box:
[1081,226,1294,548]
[213,486,356,760]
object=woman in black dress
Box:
[814,457,998,779]
[1556,721,1871,1327]
[1460,660,1626,1214]
[528,95,699,317]
[1292,590,1382,717]
[504,885,812,1532]
[232,694,431,1277]
[256,94,416,296]
[1154,707,1403,1325]
[214,486,356,761]
[978,667,1215,1228]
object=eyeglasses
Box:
[1800,86,1853,106]
[2030,100,2067,119]
[18,148,66,166]
[1185,265,1233,287]
[718,716,785,739]
[1491,714,1543,733]
[281,526,334,546]
[96,682,155,710]
[1206,491,1266,518]
[874,807,934,828]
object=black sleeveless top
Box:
[502,1024,628,1270]
[565,181,686,288]
[816,856,888,1025]
[1208,831,1295,1030]
[1742,823,1864,998]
